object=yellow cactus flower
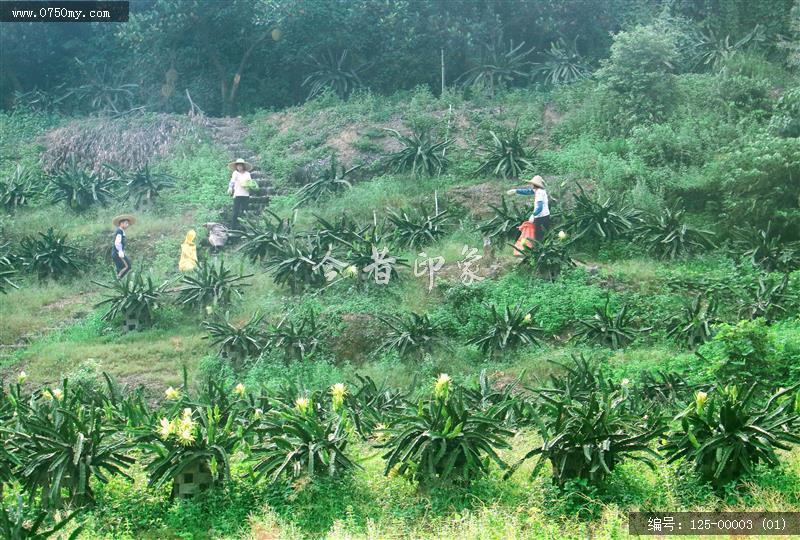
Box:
[158,418,173,440]
[523,313,532,323]
[164,386,181,400]
[330,383,347,411]
[176,425,196,446]
[52,388,63,401]
[234,383,246,397]
[434,373,451,400]
[17,371,27,385]
[695,391,708,414]
[295,397,311,414]
[344,265,358,278]
[558,230,568,241]
[42,390,53,401]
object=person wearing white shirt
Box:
[506,175,550,241]
[227,158,254,228]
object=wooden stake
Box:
[441,49,445,96]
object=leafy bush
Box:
[467,303,542,356]
[736,223,800,272]
[661,384,800,489]
[509,357,661,487]
[236,210,295,263]
[565,185,638,241]
[14,381,135,507]
[384,125,449,178]
[251,392,355,482]
[638,370,698,406]
[478,196,530,241]
[265,312,321,361]
[335,224,408,285]
[635,204,715,259]
[769,87,800,138]
[203,312,267,366]
[176,259,252,308]
[574,297,640,349]
[715,73,771,114]
[1,165,37,210]
[377,312,441,360]
[458,38,534,96]
[595,22,681,126]
[666,294,719,349]
[265,236,329,293]
[0,494,83,539]
[475,126,535,179]
[94,272,166,328]
[698,318,771,383]
[380,374,513,484]
[346,374,408,439]
[387,206,449,248]
[294,155,360,208]
[143,381,253,494]
[47,159,116,211]
[516,233,575,281]
[107,163,176,209]
[302,50,365,99]
[689,24,765,72]
[532,37,591,85]
[18,228,82,280]
[738,273,796,322]
[719,134,800,236]
[462,369,535,428]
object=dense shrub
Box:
[176,259,252,308]
[380,374,513,484]
[18,228,82,280]
[47,160,117,212]
[595,22,682,129]
[574,298,640,349]
[1,165,37,210]
[770,87,800,138]
[717,133,800,237]
[510,356,662,487]
[698,318,771,383]
[94,272,167,328]
[377,312,441,360]
[251,389,356,483]
[662,384,800,489]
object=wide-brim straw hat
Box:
[228,158,253,172]
[527,175,545,189]
[112,214,137,227]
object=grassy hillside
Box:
[1,43,799,538]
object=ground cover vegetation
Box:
[1,0,800,538]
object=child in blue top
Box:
[111,214,135,278]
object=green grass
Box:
[66,440,800,539]
[3,64,800,539]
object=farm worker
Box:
[506,175,550,241]
[179,230,198,272]
[227,158,256,229]
[111,214,135,279]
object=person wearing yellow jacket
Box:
[179,230,198,272]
